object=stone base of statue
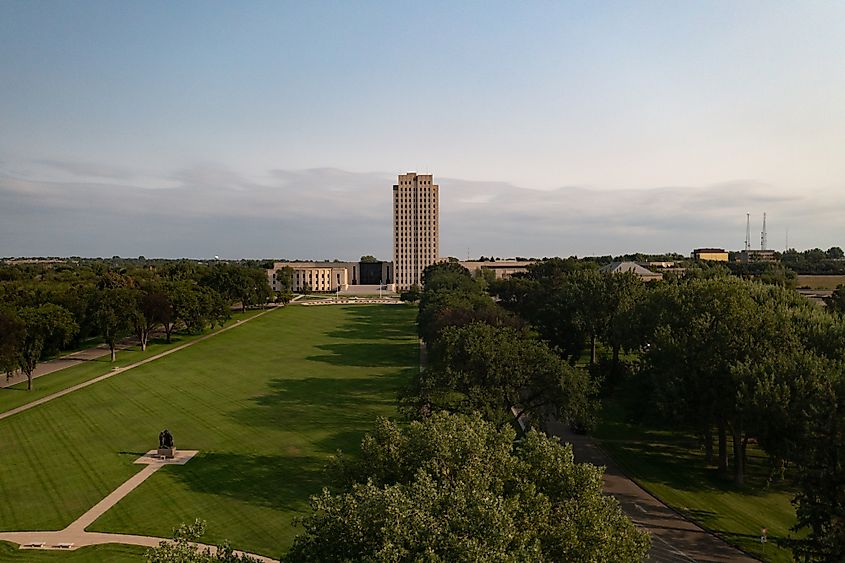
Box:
[157,447,175,458]
[135,449,198,466]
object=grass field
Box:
[0,304,418,560]
[0,311,261,415]
[796,274,845,290]
[594,402,798,562]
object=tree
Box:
[274,266,294,292]
[134,290,170,351]
[491,268,591,364]
[790,362,845,561]
[637,278,760,482]
[569,270,610,366]
[16,304,78,390]
[205,288,231,328]
[276,290,294,305]
[826,246,844,260]
[0,308,24,380]
[604,272,645,373]
[826,284,845,315]
[201,264,271,312]
[412,323,592,429]
[399,283,421,303]
[171,283,210,334]
[146,519,259,563]
[359,255,378,263]
[285,413,650,562]
[91,287,136,361]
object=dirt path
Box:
[0,308,276,421]
[548,419,759,562]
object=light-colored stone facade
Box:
[266,261,394,293]
[267,262,351,292]
[393,172,439,290]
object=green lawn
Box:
[0,310,262,415]
[594,402,799,562]
[0,304,418,560]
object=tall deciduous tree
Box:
[134,290,170,351]
[285,413,650,562]
[414,323,591,429]
[16,304,78,390]
[791,361,845,561]
[91,287,136,361]
[0,308,24,380]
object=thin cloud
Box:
[0,165,841,259]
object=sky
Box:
[1,1,843,259]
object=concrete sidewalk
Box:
[547,419,759,562]
[0,309,276,421]
[1,340,134,389]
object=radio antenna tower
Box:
[745,212,751,252]
[761,212,768,250]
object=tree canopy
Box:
[285,413,650,562]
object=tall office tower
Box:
[393,172,439,290]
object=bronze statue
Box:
[158,429,174,449]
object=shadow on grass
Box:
[306,342,416,367]
[233,375,404,433]
[230,373,414,449]
[165,452,325,511]
[600,415,794,496]
[326,306,417,342]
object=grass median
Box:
[0,304,418,559]
[0,310,263,415]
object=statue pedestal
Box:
[157,448,175,458]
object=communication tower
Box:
[761,212,768,251]
[745,213,751,252]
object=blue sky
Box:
[1,1,843,258]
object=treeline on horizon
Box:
[404,259,845,561]
[4,244,844,275]
[0,260,274,390]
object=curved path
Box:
[0,308,276,421]
[548,419,759,562]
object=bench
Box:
[56,543,74,549]
[23,542,46,548]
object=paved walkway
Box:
[547,419,759,562]
[0,308,275,421]
[2,339,134,389]
[301,297,401,306]
[0,450,276,561]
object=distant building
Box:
[738,249,777,263]
[599,261,662,282]
[458,260,535,280]
[393,172,439,290]
[640,261,676,269]
[266,261,393,293]
[693,248,729,262]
